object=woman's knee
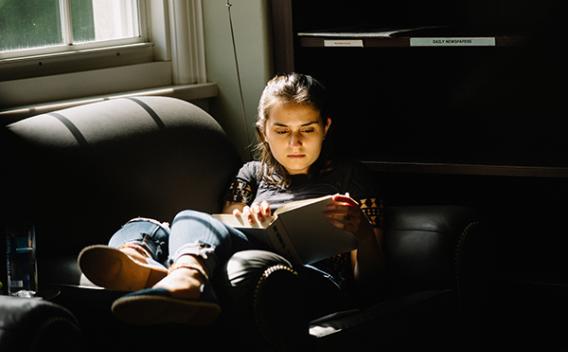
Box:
[216,250,295,304]
[218,250,307,348]
[108,217,170,262]
[172,209,209,224]
[224,250,294,286]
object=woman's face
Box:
[263,101,331,175]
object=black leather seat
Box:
[309,205,486,351]
[0,295,82,352]
[1,96,485,351]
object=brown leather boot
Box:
[111,261,221,326]
[77,243,168,291]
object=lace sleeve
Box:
[225,178,254,205]
[359,197,384,228]
[223,161,259,205]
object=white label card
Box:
[324,39,364,47]
[410,37,496,47]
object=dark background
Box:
[289,0,566,166]
[274,0,568,348]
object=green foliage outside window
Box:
[71,0,94,43]
[0,0,94,52]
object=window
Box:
[0,0,142,55]
[0,0,214,120]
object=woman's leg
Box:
[107,217,171,266]
[146,210,257,304]
[166,210,255,277]
[111,210,256,326]
[78,217,171,290]
[219,250,347,350]
[299,265,355,320]
[221,250,308,350]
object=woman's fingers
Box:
[232,208,245,225]
[251,203,262,221]
[331,193,358,207]
[245,205,259,225]
[236,202,273,226]
[325,195,363,234]
[260,201,271,217]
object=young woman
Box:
[78,73,384,327]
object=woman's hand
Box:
[325,193,373,240]
[232,200,273,227]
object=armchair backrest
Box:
[3,97,242,258]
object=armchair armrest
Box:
[384,205,480,296]
[0,295,82,351]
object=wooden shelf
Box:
[298,31,524,48]
[269,1,561,172]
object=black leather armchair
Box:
[1,97,484,351]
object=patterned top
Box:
[224,159,383,288]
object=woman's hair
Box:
[254,72,330,187]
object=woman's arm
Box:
[351,226,384,289]
[326,194,385,289]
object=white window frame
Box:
[0,0,214,122]
[0,0,146,60]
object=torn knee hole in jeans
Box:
[170,242,214,266]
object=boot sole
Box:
[111,293,221,326]
[78,245,168,291]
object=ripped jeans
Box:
[108,210,259,276]
[108,209,352,318]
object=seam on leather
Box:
[48,112,89,147]
[29,316,81,351]
[389,228,454,234]
[454,221,480,305]
[126,97,166,129]
[252,264,299,342]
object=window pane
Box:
[0,0,63,52]
[72,0,139,43]
[71,0,95,42]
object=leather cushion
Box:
[3,96,241,256]
[384,205,478,294]
[0,296,81,351]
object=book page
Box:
[276,196,358,264]
[211,213,268,229]
[274,195,333,215]
[211,194,357,264]
[210,213,303,263]
[212,195,332,227]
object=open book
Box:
[212,195,358,265]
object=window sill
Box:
[0,42,155,81]
[0,61,177,109]
[0,82,218,125]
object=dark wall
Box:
[290,0,567,166]
[282,2,568,346]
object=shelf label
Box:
[410,37,496,47]
[324,39,364,47]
